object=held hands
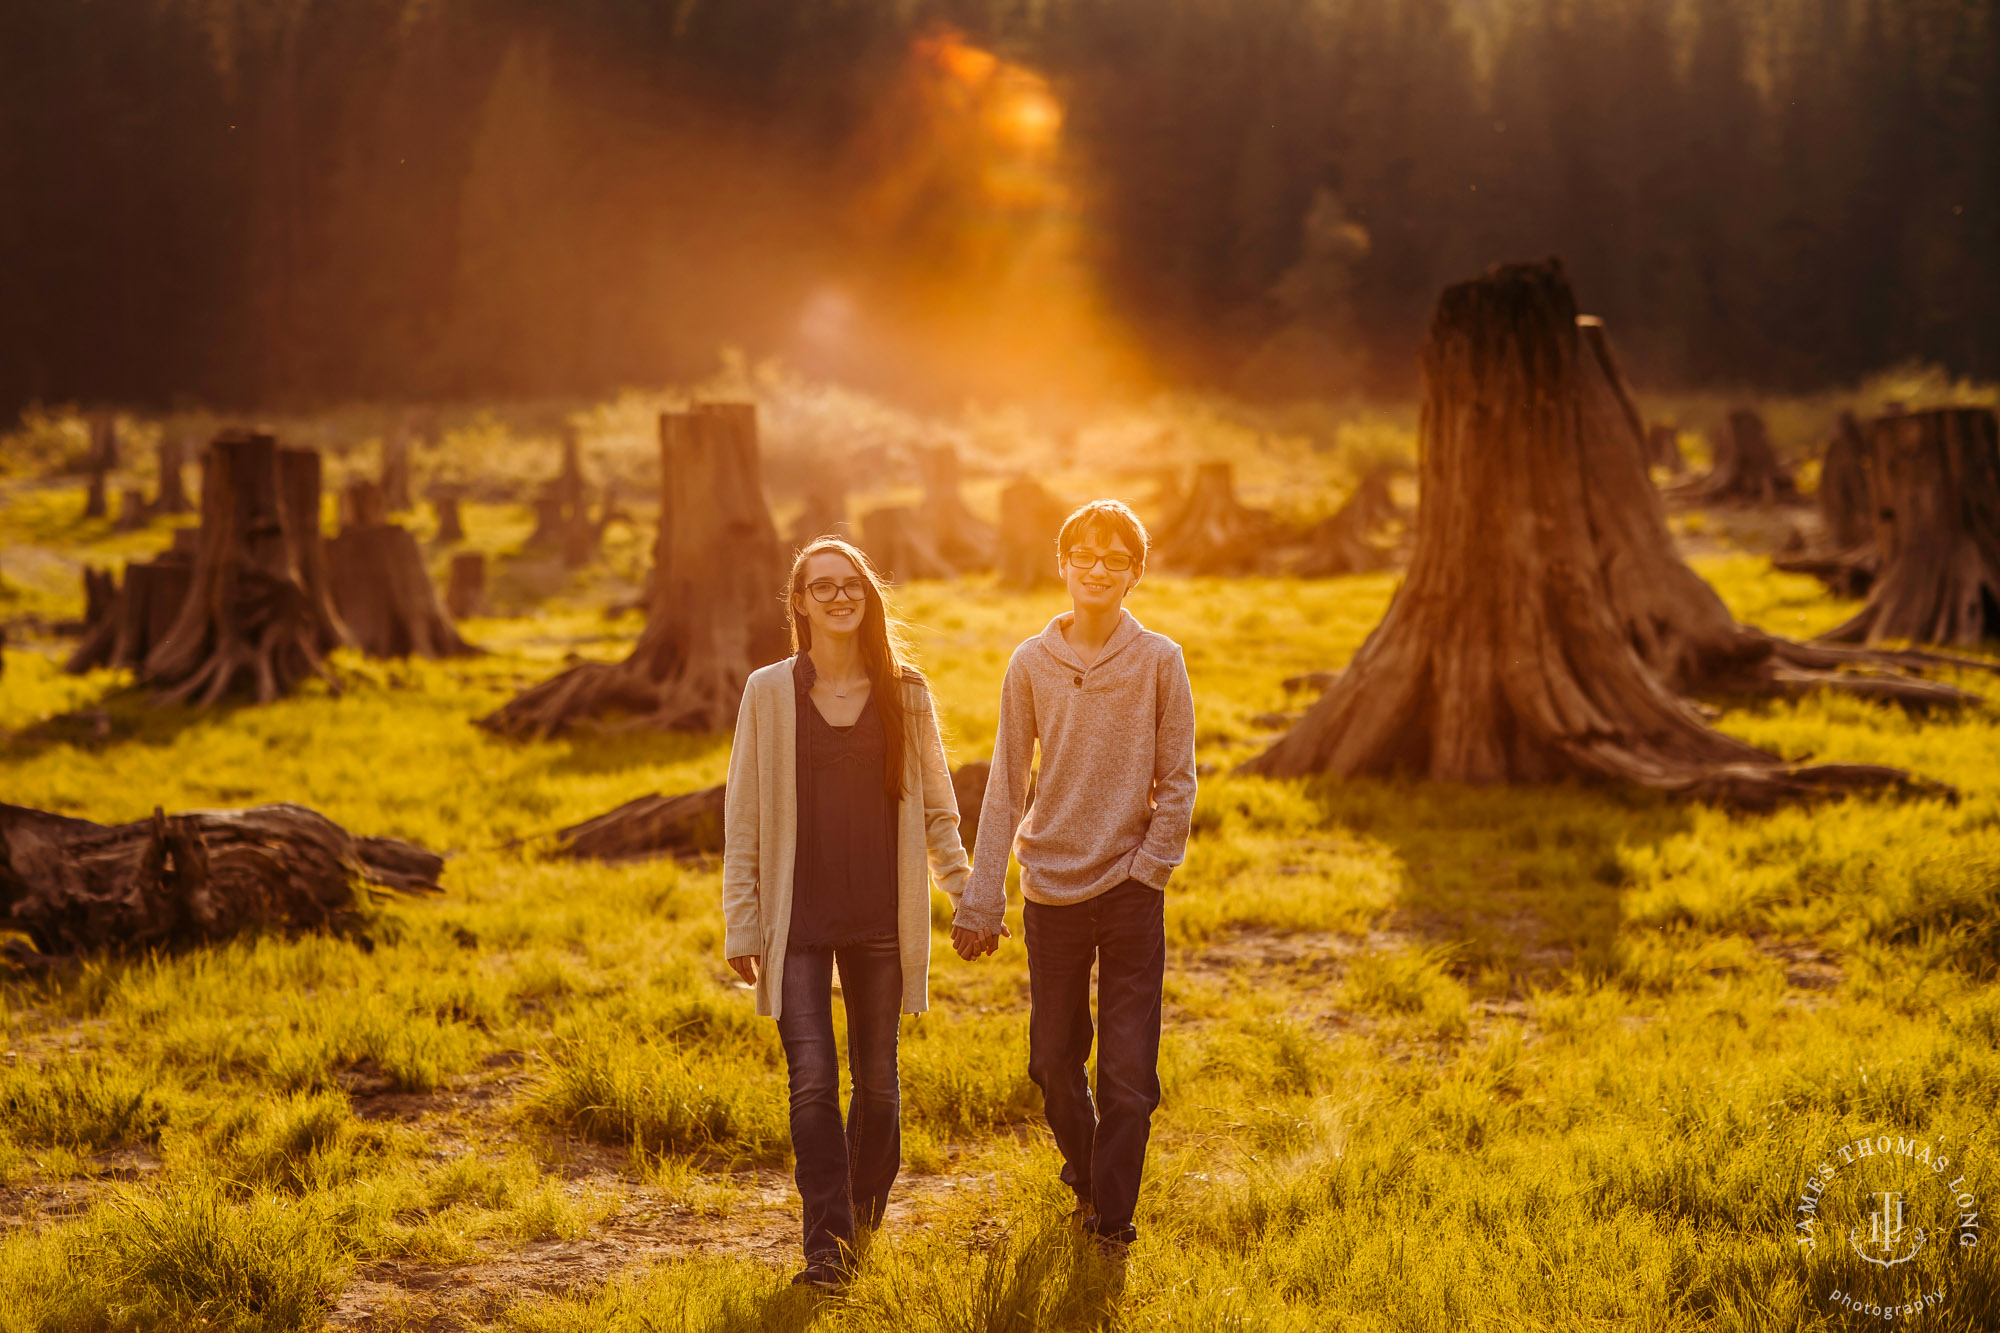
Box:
[726,955,760,986]
[950,922,1012,961]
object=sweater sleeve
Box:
[1127,644,1197,890]
[956,650,1035,934]
[721,683,764,959]
[915,682,972,912]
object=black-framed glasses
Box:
[805,577,870,602]
[1065,548,1134,573]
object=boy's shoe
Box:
[791,1257,850,1291]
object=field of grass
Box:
[4,416,2000,1330]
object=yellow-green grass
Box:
[1,537,1998,1328]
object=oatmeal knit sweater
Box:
[956,610,1197,933]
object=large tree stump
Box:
[1774,411,1877,597]
[327,517,476,659]
[919,446,997,572]
[1242,261,1949,805]
[1295,469,1400,577]
[1156,462,1271,574]
[67,556,195,674]
[479,403,789,738]
[143,432,352,705]
[152,434,194,515]
[0,801,441,957]
[997,477,1070,588]
[862,505,956,583]
[1675,408,1798,506]
[1819,408,2000,647]
[446,552,487,619]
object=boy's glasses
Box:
[805,578,870,602]
[1065,549,1135,573]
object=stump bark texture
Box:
[446,552,487,619]
[480,403,788,738]
[919,446,997,573]
[1820,407,2000,647]
[153,436,193,514]
[997,478,1070,588]
[1295,470,1399,577]
[143,432,352,704]
[0,801,441,957]
[328,520,475,659]
[556,786,726,861]
[1774,411,1877,597]
[67,556,195,674]
[1155,462,1271,574]
[862,505,956,583]
[1243,260,1949,805]
[1678,408,1798,505]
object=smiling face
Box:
[1059,522,1141,614]
[793,549,871,642]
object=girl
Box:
[721,537,973,1289]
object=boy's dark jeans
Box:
[1025,878,1165,1245]
[776,936,902,1266]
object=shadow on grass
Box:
[1302,776,1697,986]
[0,681,238,764]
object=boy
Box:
[952,498,1197,1255]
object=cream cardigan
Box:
[722,658,972,1021]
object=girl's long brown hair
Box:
[786,538,922,800]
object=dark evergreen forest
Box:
[1,0,1993,411]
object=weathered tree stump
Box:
[1156,462,1271,574]
[1241,260,1950,806]
[430,485,466,544]
[83,470,109,520]
[524,429,597,565]
[919,446,997,572]
[327,519,476,659]
[1675,408,1798,506]
[997,478,1070,588]
[343,479,387,530]
[67,556,195,675]
[1572,315,1974,708]
[114,487,149,531]
[0,800,441,957]
[380,423,413,513]
[143,432,352,705]
[446,552,487,619]
[950,761,991,855]
[789,476,850,550]
[1645,423,1687,474]
[79,413,117,519]
[556,785,726,861]
[82,566,117,631]
[152,434,194,514]
[862,505,956,583]
[1819,407,2000,647]
[1295,469,1399,577]
[1775,411,1877,597]
[479,403,789,738]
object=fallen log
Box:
[0,801,443,957]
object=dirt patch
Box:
[323,1168,997,1330]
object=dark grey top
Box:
[789,653,898,950]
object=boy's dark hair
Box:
[1055,499,1150,569]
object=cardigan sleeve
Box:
[912,679,972,912]
[721,681,764,959]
